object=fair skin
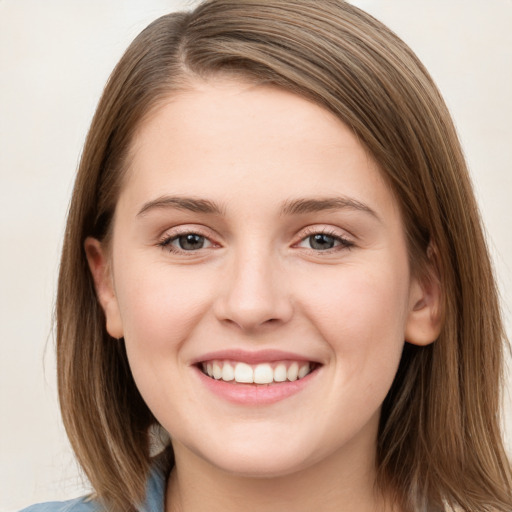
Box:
[86,78,440,512]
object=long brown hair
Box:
[56,1,512,510]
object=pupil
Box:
[179,234,204,250]
[310,234,335,250]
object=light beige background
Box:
[1,1,511,510]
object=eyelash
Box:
[157,228,215,254]
[298,226,354,253]
[157,227,354,255]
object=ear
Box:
[84,237,124,339]
[404,257,442,347]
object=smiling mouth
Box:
[199,360,319,385]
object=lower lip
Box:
[193,366,320,405]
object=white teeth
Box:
[287,362,299,381]
[274,363,287,382]
[212,362,223,380]
[234,362,254,383]
[202,360,316,384]
[221,362,234,381]
[253,364,273,384]
[298,363,310,379]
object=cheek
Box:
[300,261,409,377]
[114,260,215,354]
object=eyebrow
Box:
[137,195,379,221]
[279,197,379,220]
[137,196,226,216]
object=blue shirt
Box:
[19,461,167,512]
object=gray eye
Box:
[308,234,336,250]
[176,234,206,250]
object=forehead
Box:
[119,77,399,221]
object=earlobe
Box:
[84,237,124,339]
[404,270,442,347]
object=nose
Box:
[213,248,294,333]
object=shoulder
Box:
[19,495,100,512]
[20,447,172,512]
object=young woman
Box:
[22,1,512,511]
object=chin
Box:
[197,436,316,478]
[211,453,311,479]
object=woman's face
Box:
[87,78,438,478]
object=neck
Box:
[165,438,398,512]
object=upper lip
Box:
[191,349,322,366]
